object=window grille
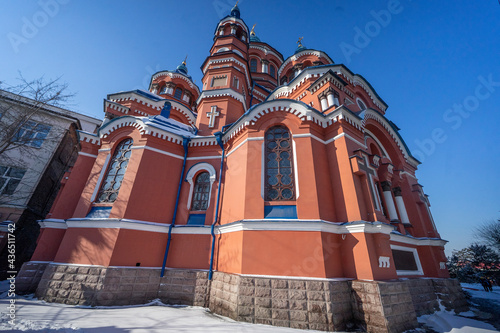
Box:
[96,138,133,203]
[191,171,210,210]
[265,126,295,201]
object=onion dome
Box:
[230,2,240,18]
[249,24,260,42]
[295,37,306,54]
[176,58,188,75]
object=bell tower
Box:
[195,3,251,135]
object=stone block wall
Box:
[406,278,440,316]
[433,278,469,313]
[16,262,469,333]
[351,280,418,333]
[208,272,353,331]
[33,263,208,307]
[16,261,49,294]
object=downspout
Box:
[208,131,225,280]
[161,136,191,277]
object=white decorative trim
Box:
[227,136,264,158]
[292,139,300,199]
[400,171,418,180]
[150,71,200,94]
[65,218,211,234]
[249,45,283,63]
[278,50,333,77]
[293,132,366,148]
[90,153,110,202]
[185,163,217,210]
[364,129,391,160]
[196,88,247,111]
[78,152,98,159]
[39,219,67,229]
[105,100,130,114]
[390,244,424,276]
[390,232,447,246]
[131,145,184,160]
[78,131,101,145]
[378,256,390,268]
[202,56,251,87]
[217,220,395,235]
[363,109,419,167]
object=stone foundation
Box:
[208,272,353,331]
[17,262,468,332]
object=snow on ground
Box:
[1,280,499,332]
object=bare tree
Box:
[475,219,500,253]
[0,74,74,156]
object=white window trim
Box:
[356,97,367,110]
[390,244,424,276]
[186,163,217,210]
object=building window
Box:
[13,120,51,148]
[250,59,257,72]
[96,138,133,203]
[191,172,210,211]
[159,86,167,94]
[174,88,183,99]
[0,166,26,195]
[357,98,367,110]
[233,76,239,89]
[269,65,276,78]
[211,75,227,87]
[265,125,295,201]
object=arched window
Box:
[191,172,210,210]
[159,86,167,94]
[265,126,295,201]
[96,138,133,203]
[174,87,183,99]
[269,65,276,78]
[250,59,257,72]
[357,98,367,110]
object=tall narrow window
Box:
[96,138,133,203]
[265,126,295,201]
[269,65,276,78]
[174,88,183,99]
[191,172,210,210]
[250,59,257,72]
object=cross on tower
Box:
[297,37,304,47]
[207,106,219,128]
[357,155,381,211]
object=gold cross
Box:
[251,24,256,35]
[183,54,188,65]
[297,37,303,47]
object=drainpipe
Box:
[208,131,225,280]
[160,136,191,277]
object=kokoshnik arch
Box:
[17,4,467,332]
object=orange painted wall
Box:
[109,230,211,269]
[31,228,66,261]
[53,228,119,266]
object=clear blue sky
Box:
[1,0,499,255]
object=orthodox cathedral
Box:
[17,4,467,332]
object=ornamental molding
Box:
[108,93,196,125]
[222,100,363,144]
[77,130,101,146]
[362,109,420,168]
[272,65,387,112]
[278,50,333,77]
[105,100,130,114]
[249,45,283,62]
[196,88,247,111]
[150,71,200,94]
[203,56,251,87]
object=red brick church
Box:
[18,4,467,332]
